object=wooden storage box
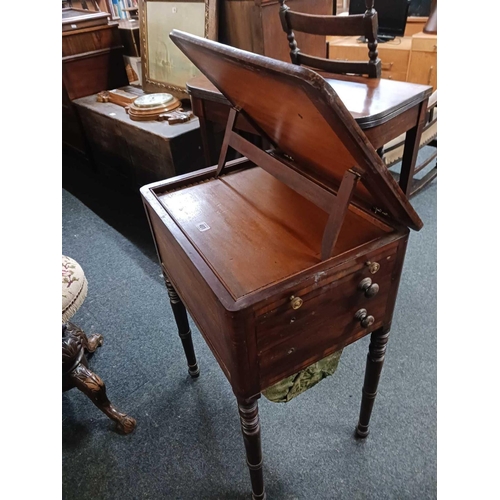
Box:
[73,88,205,189]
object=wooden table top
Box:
[157,167,388,299]
[187,73,431,129]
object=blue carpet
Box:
[62,156,436,500]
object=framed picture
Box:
[139,0,218,98]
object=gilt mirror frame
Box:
[139,0,218,99]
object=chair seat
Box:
[62,255,88,323]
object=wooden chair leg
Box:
[356,327,390,438]
[70,358,137,435]
[163,274,200,378]
[238,398,266,500]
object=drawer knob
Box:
[366,261,380,274]
[358,277,380,298]
[290,295,303,310]
[355,309,375,328]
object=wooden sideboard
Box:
[328,31,437,90]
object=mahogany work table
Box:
[142,30,431,500]
[188,72,431,195]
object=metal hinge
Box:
[372,206,389,216]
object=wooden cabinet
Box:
[328,31,437,90]
[328,36,412,83]
[407,32,437,91]
[219,0,334,62]
[62,21,129,155]
[62,22,128,101]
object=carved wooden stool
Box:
[62,255,136,434]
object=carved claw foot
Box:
[86,333,104,352]
[66,322,104,353]
[70,362,137,434]
[116,415,137,435]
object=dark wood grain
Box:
[170,30,424,231]
[62,21,128,100]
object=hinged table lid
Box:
[170,30,425,231]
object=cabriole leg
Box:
[356,327,390,438]
[163,273,200,378]
[238,398,266,500]
[70,360,137,435]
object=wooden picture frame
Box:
[139,0,218,99]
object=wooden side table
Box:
[141,30,427,500]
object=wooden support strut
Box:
[321,169,360,260]
[215,110,362,263]
[216,107,238,177]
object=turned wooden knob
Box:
[355,309,375,328]
[358,277,379,298]
[290,295,303,310]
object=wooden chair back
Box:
[169,30,422,232]
[279,0,381,78]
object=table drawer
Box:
[256,246,398,388]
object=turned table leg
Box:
[238,398,266,500]
[356,327,390,438]
[163,274,200,378]
[70,359,137,434]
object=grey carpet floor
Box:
[62,155,436,500]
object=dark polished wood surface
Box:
[174,31,423,231]
[141,31,425,499]
[158,167,388,299]
[187,73,430,128]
